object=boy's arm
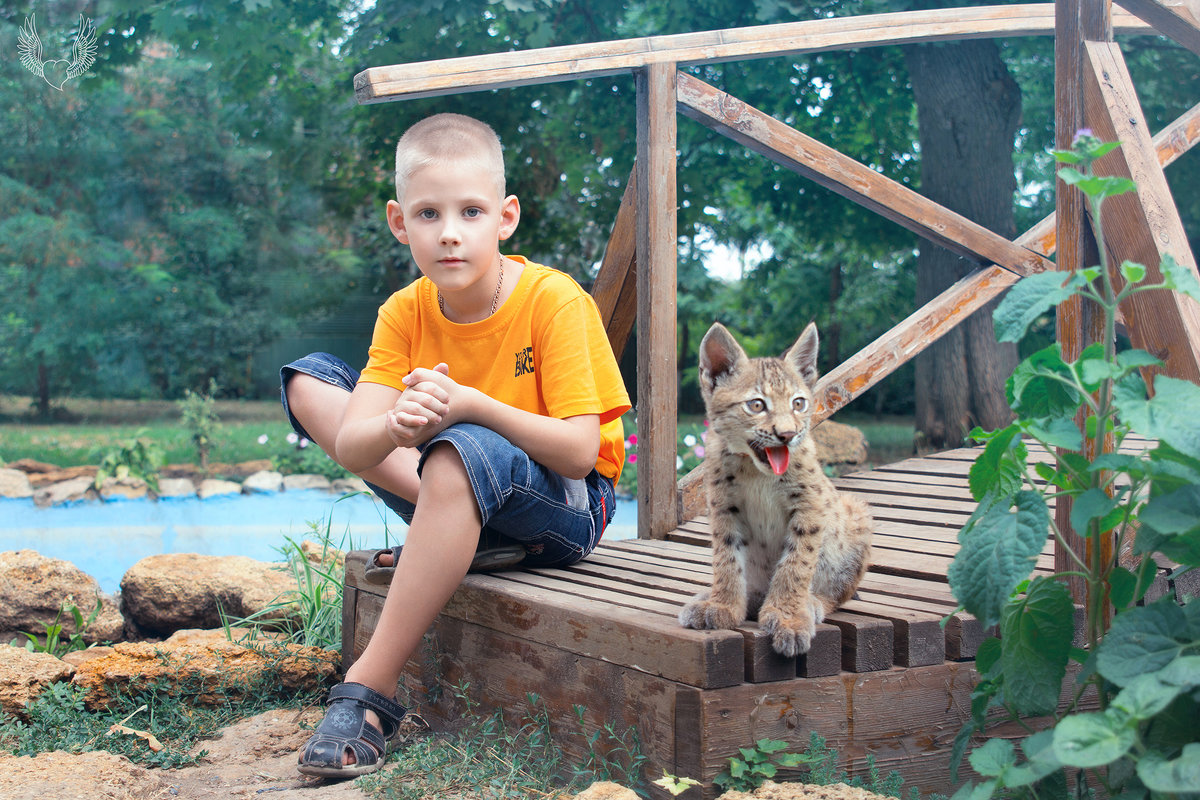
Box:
[403,366,601,480]
[335,382,418,475]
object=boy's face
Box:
[387,160,519,300]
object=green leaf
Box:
[1108,560,1154,609]
[1115,349,1163,374]
[1020,417,1083,451]
[969,738,1016,778]
[1116,375,1200,461]
[755,738,788,754]
[1000,577,1074,716]
[995,272,1088,343]
[1008,345,1082,419]
[1119,260,1147,284]
[1097,599,1189,686]
[1110,673,1183,721]
[1052,712,1137,767]
[1159,253,1200,303]
[1069,488,1120,537]
[968,425,1025,502]
[1075,342,1110,391]
[950,781,997,800]
[1002,730,1063,788]
[949,492,1051,629]
[1136,743,1200,792]
[1137,487,1200,566]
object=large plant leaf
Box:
[968,425,1025,502]
[1052,712,1136,768]
[1115,375,1200,461]
[1159,253,1200,303]
[1000,577,1074,716]
[1136,486,1200,567]
[1097,599,1190,686]
[994,271,1088,343]
[1007,345,1081,420]
[949,491,1051,629]
[1136,743,1200,793]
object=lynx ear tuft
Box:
[699,323,747,392]
[785,322,819,386]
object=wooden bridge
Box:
[343,1,1200,796]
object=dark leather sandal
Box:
[363,544,526,585]
[297,682,407,778]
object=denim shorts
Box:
[280,353,615,568]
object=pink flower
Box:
[628,434,638,446]
[257,434,269,445]
[299,437,310,449]
[628,453,638,464]
[287,432,299,445]
[694,446,705,458]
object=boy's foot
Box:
[363,544,525,585]
[297,682,406,778]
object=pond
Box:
[0,491,638,594]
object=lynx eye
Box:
[745,398,767,414]
[793,397,809,412]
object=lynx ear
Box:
[699,323,747,392]
[784,322,819,386]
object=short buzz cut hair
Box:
[394,113,506,202]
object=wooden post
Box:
[1054,0,1111,603]
[635,63,678,540]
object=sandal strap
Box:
[328,682,407,736]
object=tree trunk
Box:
[904,39,1021,450]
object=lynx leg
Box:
[758,527,824,657]
[811,496,873,614]
[679,521,747,631]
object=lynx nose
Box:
[774,427,799,444]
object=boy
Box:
[281,113,630,777]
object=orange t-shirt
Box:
[359,256,631,482]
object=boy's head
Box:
[394,113,506,203]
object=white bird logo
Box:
[18,14,98,91]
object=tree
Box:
[904,36,1022,449]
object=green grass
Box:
[0,394,308,471]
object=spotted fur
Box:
[678,322,873,657]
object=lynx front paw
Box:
[759,606,816,657]
[679,593,742,630]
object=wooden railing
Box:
[354,2,1200,544]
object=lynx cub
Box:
[678,322,873,657]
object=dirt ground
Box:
[0,708,378,800]
[0,394,281,425]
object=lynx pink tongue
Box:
[765,446,790,475]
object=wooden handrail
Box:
[354,4,1150,104]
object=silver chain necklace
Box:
[438,259,504,320]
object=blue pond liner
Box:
[0,490,637,594]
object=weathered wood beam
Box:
[354,5,1151,103]
[1083,39,1200,381]
[676,72,1055,276]
[591,167,639,359]
[1114,0,1200,56]
[636,64,679,540]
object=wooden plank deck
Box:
[340,442,1129,797]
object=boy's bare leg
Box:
[285,373,420,502]
[326,443,482,762]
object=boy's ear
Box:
[498,195,520,241]
[386,200,409,245]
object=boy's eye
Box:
[418,209,438,220]
[463,207,482,218]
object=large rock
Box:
[196,477,241,499]
[120,554,296,636]
[0,750,174,800]
[0,646,75,718]
[0,550,126,644]
[813,420,868,465]
[71,631,337,710]
[0,468,33,499]
[154,477,196,498]
[283,473,332,491]
[242,469,283,494]
[32,476,95,507]
[98,476,149,501]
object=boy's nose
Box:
[439,221,461,245]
